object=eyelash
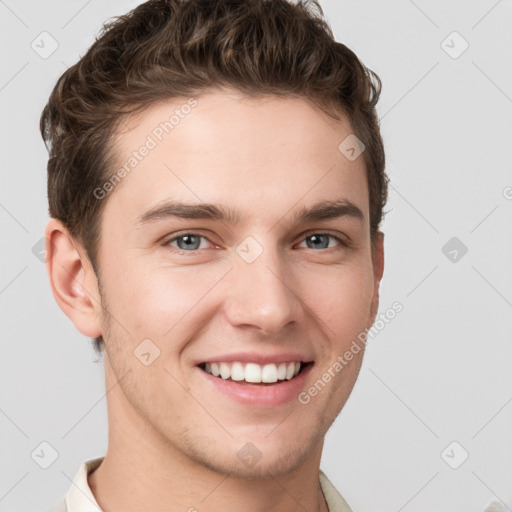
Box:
[162,231,348,254]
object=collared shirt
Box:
[48,456,354,512]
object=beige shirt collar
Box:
[60,457,353,512]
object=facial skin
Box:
[46,87,384,512]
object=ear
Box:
[368,231,385,324]
[44,218,103,338]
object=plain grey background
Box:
[1,1,511,511]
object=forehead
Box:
[102,89,369,229]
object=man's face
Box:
[92,88,383,478]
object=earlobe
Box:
[44,218,103,338]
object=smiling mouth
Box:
[197,361,314,385]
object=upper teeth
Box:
[203,361,301,383]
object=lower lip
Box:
[196,363,314,407]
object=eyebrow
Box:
[135,198,365,227]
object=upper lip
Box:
[195,351,314,366]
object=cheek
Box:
[110,263,223,341]
[302,261,375,341]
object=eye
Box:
[166,233,213,252]
[296,233,345,250]
[162,231,347,254]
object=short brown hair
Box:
[40,0,388,355]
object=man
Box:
[41,0,387,510]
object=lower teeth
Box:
[230,378,282,385]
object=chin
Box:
[181,426,321,479]
[203,448,312,480]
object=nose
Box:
[222,245,304,335]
